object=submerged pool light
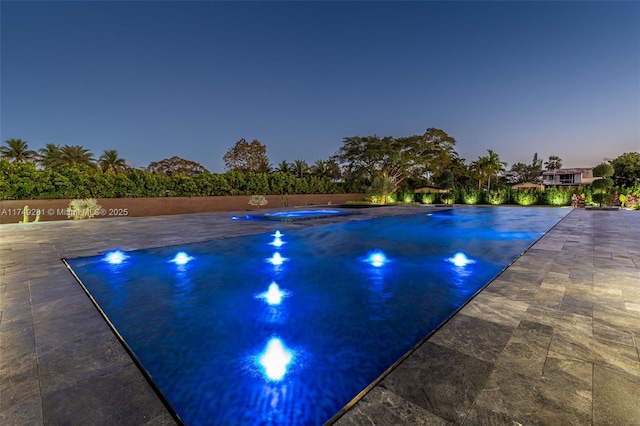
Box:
[258,337,293,381]
[171,251,193,266]
[448,252,475,267]
[366,250,388,267]
[272,230,283,238]
[267,252,287,266]
[104,250,128,265]
[258,282,286,305]
[270,236,285,247]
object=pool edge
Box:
[61,257,186,426]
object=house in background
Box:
[542,168,596,187]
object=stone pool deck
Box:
[1,206,639,425]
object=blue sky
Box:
[1,1,638,172]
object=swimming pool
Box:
[65,207,569,425]
[242,209,357,222]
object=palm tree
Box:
[311,160,329,178]
[0,138,37,163]
[544,155,563,185]
[544,155,563,171]
[292,159,309,178]
[58,145,96,167]
[275,160,293,174]
[484,149,507,191]
[98,149,127,173]
[38,143,62,168]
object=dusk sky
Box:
[1,1,638,172]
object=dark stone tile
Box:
[335,386,451,426]
[473,351,592,426]
[458,292,529,327]
[41,364,172,425]
[549,329,640,378]
[461,404,529,426]
[0,397,43,426]
[494,320,553,378]
[593,364,640,425]
[380,341,493,424]
[559,296,593,317]
[35,311,134,394]
[429,314,514,363]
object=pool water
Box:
[244,209,356,222]
[66,207,569,425]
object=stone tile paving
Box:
[1,207,638,425]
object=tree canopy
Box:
[1,139,37,163]
[99,149,128,173]
[611,152,640,187]
[223,139,270,173]
[332,128,459,191]
[147,156,208,176]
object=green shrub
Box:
[485,190,507,205]
[420,192,436,204]
[439,192,455,205]
[460,189,481,205]
[512,190,537,206]
[543,188,572,206]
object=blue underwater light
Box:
[258,337,293,381]
[267,252,287,266]
[170,251,193,266]
[366,250,388,267]
[104,250,128,265]
[447,252,475,267]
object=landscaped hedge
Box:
[0,160,343,200]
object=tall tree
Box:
[58,145,96,167]
[509,153,543,184]
[223,138,270,173]
[0,138,37,163]
[99,149,128,173]
[484,149,507,190]
[275,160,293,174]
[292,159,309,178]
[310,159,341,179]
[472,150,507,190]
[333,128,458,190]
[611,152,640,186]
[544,155,563,171]
[38,143,62,168]
[147,156,208,176]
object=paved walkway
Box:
[1,207,639,425]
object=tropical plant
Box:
[439,192,454,205]
[292,159,310,178]
[544,155,563,171]
[248,194,268,209]
[38,143,62,168]
[513,190,538,206]
[485,190,508,205]
[368,173,396,204]
[460,189,481,205]
[0,139,38,163]
[58,145,96,167]
[99,149,128,173]
[420,192,437,204]
[275,160,293,174]
[544,188,572,206]
[67,198,102,220]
